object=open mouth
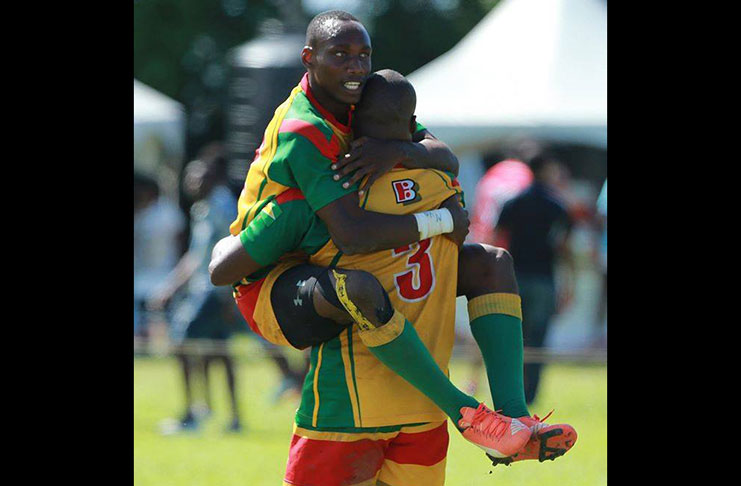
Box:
[343,81,362,92]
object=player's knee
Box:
[334,269,394,326]
[461,243,491,277]
[488,246,514,275]
[459,244,517,296]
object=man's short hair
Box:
[356,69,416,126]
[305,10,360,47]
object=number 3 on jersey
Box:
[392,239,436,302]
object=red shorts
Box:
[283,421,449,486]
[233,278,265,338]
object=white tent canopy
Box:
[408,0,606,152]
[134,79,185,178]
[134,79,183,124]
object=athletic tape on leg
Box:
[332,270,376,331]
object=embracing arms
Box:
[331,129,459,195]
[209,128,465,286]
[318,191,467,255]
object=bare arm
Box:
[317,192,468,255]
[208,191,468,287]
[406,129,459,175]
[208,235,263,286]
[331,130,459,195]
[146,251,200,310]
[317,192,418,255]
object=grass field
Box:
[134,339,606,486]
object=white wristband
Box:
[414,208,454,240]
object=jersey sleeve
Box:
[277,129,358,212]
[238,199,311,267]
[238,198,330,267]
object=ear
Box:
[409,115,417,134]
[301,46,313,69]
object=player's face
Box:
[303,21,372,108]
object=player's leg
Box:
[323,268,480,425]
[321,268,531,458]
[457,243,529,418]
[269,264,354,349]
[271,263,530,458]
[458,244,576,465]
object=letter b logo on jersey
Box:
[392,179,421,205]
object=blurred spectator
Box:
[147,143,243,433]
[469,158,534,245]
[134,172,186,338]
[494,154,576,404]
[592,179,607,348]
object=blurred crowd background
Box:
[135,0,606,439]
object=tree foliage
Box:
[369,0,500,76]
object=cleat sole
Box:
[486,453,513,467]
[485,423,577,467]
[537,427,576,462]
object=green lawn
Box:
[134,340,606,486]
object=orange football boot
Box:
[487,411,577,466]
[458,403,531,458]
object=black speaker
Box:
[225,32,306,185]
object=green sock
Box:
[359,310,479,424]
[468,293,530,418]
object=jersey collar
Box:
[300,73,353,134]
